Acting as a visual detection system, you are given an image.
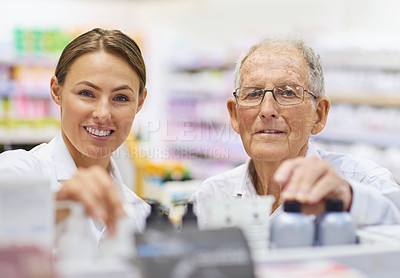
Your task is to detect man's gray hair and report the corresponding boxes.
[233,37,325,97]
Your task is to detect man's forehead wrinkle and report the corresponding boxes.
[239,46,309,87]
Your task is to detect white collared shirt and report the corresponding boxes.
[193,142,400,229]
[0,132,150,242]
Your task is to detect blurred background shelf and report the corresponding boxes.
[0,125,59,145]
[1,0,400,182]
[328,93,400,107]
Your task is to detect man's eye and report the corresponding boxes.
[78,90,93,97]
[114,95,129,102]
[281,90,296,97]
[246,90,263,99]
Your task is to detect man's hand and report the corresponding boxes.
[56,165,125,234]
[274,156,353,214]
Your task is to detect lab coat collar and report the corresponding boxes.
[232,159,257,198]
[50,132,77,182]
[233,141,320,198]
[50,132,124,188]
[108,157,128,195]
[305,141,321,159]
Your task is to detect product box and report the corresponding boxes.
[135,227,255,278]
[0,175,53,247]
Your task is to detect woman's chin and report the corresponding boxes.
[84,147,114,160]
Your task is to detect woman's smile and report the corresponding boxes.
[84,126,114,138]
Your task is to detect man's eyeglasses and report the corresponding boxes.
[233,84,317,107]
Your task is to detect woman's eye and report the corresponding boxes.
[114,95,129,102]
[78,90,93,97]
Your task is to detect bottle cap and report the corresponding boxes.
[283,200,301,212]
[326,199,344,212]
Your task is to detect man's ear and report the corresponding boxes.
[311,97,330,135]
[50,76,62,105]
[227,98,240,134]
[135,88,147,114]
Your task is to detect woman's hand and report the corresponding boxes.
[274,156,353,215]
[56,165,125,234]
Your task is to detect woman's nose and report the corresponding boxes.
[93,99,111,121]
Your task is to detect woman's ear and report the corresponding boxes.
[227,98,240,134]
[135,88,147,114]
[50,76,62,105]
[311,97,330,135]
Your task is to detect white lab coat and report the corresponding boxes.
[0,132,150,242]
[193,142,400,230]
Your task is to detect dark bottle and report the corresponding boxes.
[317,199,356,246]
[145,201,173,232]
[270,200,315,248]
[180,202,198,231]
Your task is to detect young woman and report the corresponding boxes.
[0,28,150,241]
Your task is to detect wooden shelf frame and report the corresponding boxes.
[327,93,400,107]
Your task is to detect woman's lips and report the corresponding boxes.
[84,126,114,137]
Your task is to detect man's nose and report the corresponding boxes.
[259,90,279,117]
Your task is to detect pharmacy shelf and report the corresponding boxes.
[254,225,400,277]
[314,128,400,148]
[0,126,59,145]
[256,243,400,277]
[328,93,400,107]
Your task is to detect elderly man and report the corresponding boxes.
[193,37,400,229]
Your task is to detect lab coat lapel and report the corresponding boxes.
[50,132,78,182]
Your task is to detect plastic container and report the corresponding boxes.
[57,201,97,261]
[99,216,136,259]
[317,199,356,246]
[270,201,315,248]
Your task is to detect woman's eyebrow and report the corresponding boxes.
[76,81,134,93]
[76,81,100,90]
[112,85,134,93]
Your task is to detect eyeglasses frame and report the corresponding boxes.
[232,84,318,107]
